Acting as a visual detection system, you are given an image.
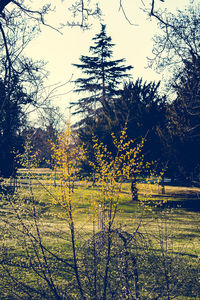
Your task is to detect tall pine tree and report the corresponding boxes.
[71,24,133,117]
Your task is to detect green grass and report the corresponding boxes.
[0,178,199,299]
[3,178,200,251]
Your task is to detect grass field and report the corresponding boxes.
[0,170,199,299]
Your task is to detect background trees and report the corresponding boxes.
[0,77,32,177]
[112,79,168,166]
[150,3,200,183]
[22,107,62,169]
[0,8,47,177]
[76,75,168,177]
[166,54,200,183]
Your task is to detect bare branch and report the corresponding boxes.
[0,22,11,82]
[11,1,62,34]
[118,0,139,26]
[67,0,102,29]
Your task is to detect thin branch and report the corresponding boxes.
[11,1,62,34]
[149,0,173,28]
[119,0,138,26]
[0,22,11,83]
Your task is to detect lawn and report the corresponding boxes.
[0,172,199,299]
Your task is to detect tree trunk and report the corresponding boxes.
[131,177,138,201]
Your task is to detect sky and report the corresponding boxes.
[23,0,192,123]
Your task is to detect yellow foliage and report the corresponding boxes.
[50,122,85,223]
[89,127,151,228]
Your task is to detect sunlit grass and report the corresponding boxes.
[1,170,199,259]
[1,177,199,256]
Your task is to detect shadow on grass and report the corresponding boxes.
[154,199,200,212]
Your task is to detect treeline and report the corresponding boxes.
[29,23,199,185]
[1,6,200,186]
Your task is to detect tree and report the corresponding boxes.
[172,53,200,139]
[76,78,169,193]
[71,24,133,116]
[22,107,62,169]
[22,127,54,169]
[79,79,167,170]
[0,11,47,178]
[150,3,200,183]
[0,79,24,177]
[166,54,200,183]
[150,4,200,82]
[115,80,167,164]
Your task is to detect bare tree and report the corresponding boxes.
[148,3,200,76]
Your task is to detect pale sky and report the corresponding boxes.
[23,0,193,122]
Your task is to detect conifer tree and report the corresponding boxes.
[71,24,133,116]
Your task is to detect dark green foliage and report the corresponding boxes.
[71,24,133,115]
[112,79,167,161]
[0,77,33,177]
[78,78,168,175]
[71,24,133,175]
[167,54,200,183]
